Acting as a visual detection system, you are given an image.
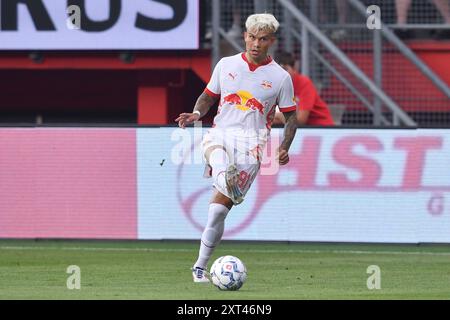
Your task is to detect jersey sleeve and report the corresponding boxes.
[278,74,297,113]
[204,59,222,98]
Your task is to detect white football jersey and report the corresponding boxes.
[204,53,296,142]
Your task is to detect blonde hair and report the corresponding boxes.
[245,13,279,34]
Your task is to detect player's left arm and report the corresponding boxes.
[278,110,297,165]
[277,74,298,165]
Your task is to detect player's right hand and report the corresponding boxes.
[276,149,289,165]
[175,112,200,129]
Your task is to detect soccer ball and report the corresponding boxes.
[210,255,247,291]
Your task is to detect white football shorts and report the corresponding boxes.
[201,128,263,201]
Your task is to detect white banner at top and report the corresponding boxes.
[0,0,199,49]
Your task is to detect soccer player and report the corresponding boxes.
[175,13,298,283]
[273,51,334,126]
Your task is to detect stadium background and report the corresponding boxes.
[0,0,449,243]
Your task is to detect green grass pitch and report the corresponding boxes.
[0,240,449,299]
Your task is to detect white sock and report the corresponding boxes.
[209,148,229,187]
[194,203,230,270]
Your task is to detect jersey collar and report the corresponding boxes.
[241,53,272,72]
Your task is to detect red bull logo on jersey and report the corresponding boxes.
[223,90,264,115]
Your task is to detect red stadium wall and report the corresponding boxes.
[323,41,450,112]
[413,42,450,85]
[0,44,447,123]
[0,51,211,125]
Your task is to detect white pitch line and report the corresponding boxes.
[0,246,450,256]
[0,246,193,253]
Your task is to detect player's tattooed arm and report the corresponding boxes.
[280,111,298,151]
[175,92,218,128]
[278,111,298,165]
[193,92,219,118]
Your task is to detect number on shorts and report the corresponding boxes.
[238,171,249,189]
